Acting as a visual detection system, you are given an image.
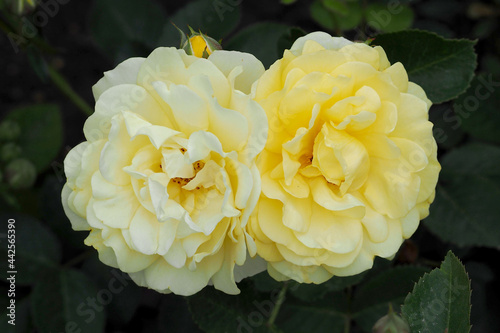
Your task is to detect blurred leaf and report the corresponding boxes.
[429,103,465,149]
[187,281,278,333]
[482,54,500,77]
[290,273,365,302]
[225,22,294,68]
[4,104,62,172]
[275,291,347,333]
[402,251,471,333]
[81,253,141,326]
[311,0,336,31]
[310,0,362,31]
[365,3,414,33]
[472,18,497,39]
[158,296,202,332]
[465,262,496,330]
[141,318,162,333]
[0,213,61,285]
[89,0,166,63]
[281,0,298,4]
[31,268,106,333]
[0,297,32,333]
[353,266,429,311]
[413,20,455,38]
[372,30,477,104]
[417,0,462,21]
[354,256,393,284]
[323,0,349,15]
[456,74,500,144]
[351,266,429,332]
[251,271,284,293]
[82,252,141,325]
[277,26,306,57]
[157,0,241,48]
[424,144,500,247]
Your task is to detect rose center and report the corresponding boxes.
[170,160,205,188]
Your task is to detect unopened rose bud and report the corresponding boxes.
[178,26,222,58]
[4,158,36,190]
[0,120,21,142]
[0,143,22,162]
[372,305,410,333]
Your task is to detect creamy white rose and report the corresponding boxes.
[62,47,268,296]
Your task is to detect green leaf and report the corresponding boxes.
[4,104,62,172]
[157,0,241,48]
[290,273,365,302]
[31,268,106,333]
[275,292,347,333]
[252,271,284,293]
[323,0,349,15]
[365,4,414,33]
[418,0,461,21]
[89,0,166,63]
[352,266,429,312]
[0,297,32,333]
[351,266,429,332]
[482,54,500,77]
[225,22,295,68]
[465,262,495,330]
[0,213,61,285]
[424,144,500,247]
[456,74,500,144]
[371,30,477,104]
[281,0,297,4]
[277,27,306,58]
[472,18,497,39]
[402,251,471,333]
[158,296,202,333]
[187,281,277,333]
[81,253,141,326]
[310,0,362,31]
[429,103,465,149]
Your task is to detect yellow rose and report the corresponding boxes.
[62,47,268,295]
[248,32,440,283]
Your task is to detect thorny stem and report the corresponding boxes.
[267,281,289,327]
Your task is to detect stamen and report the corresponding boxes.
[170,160,205,187]
[299,154,314,166]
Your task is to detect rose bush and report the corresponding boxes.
[62,47,268,295]
[247,32,440,283]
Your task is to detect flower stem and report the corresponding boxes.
[344,286,352,333]
[48,65,93,116]
[267,281,289,327]
[344,316,351,333]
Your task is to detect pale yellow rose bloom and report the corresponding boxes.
[248,32,440,283]
[62,47,268,295]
